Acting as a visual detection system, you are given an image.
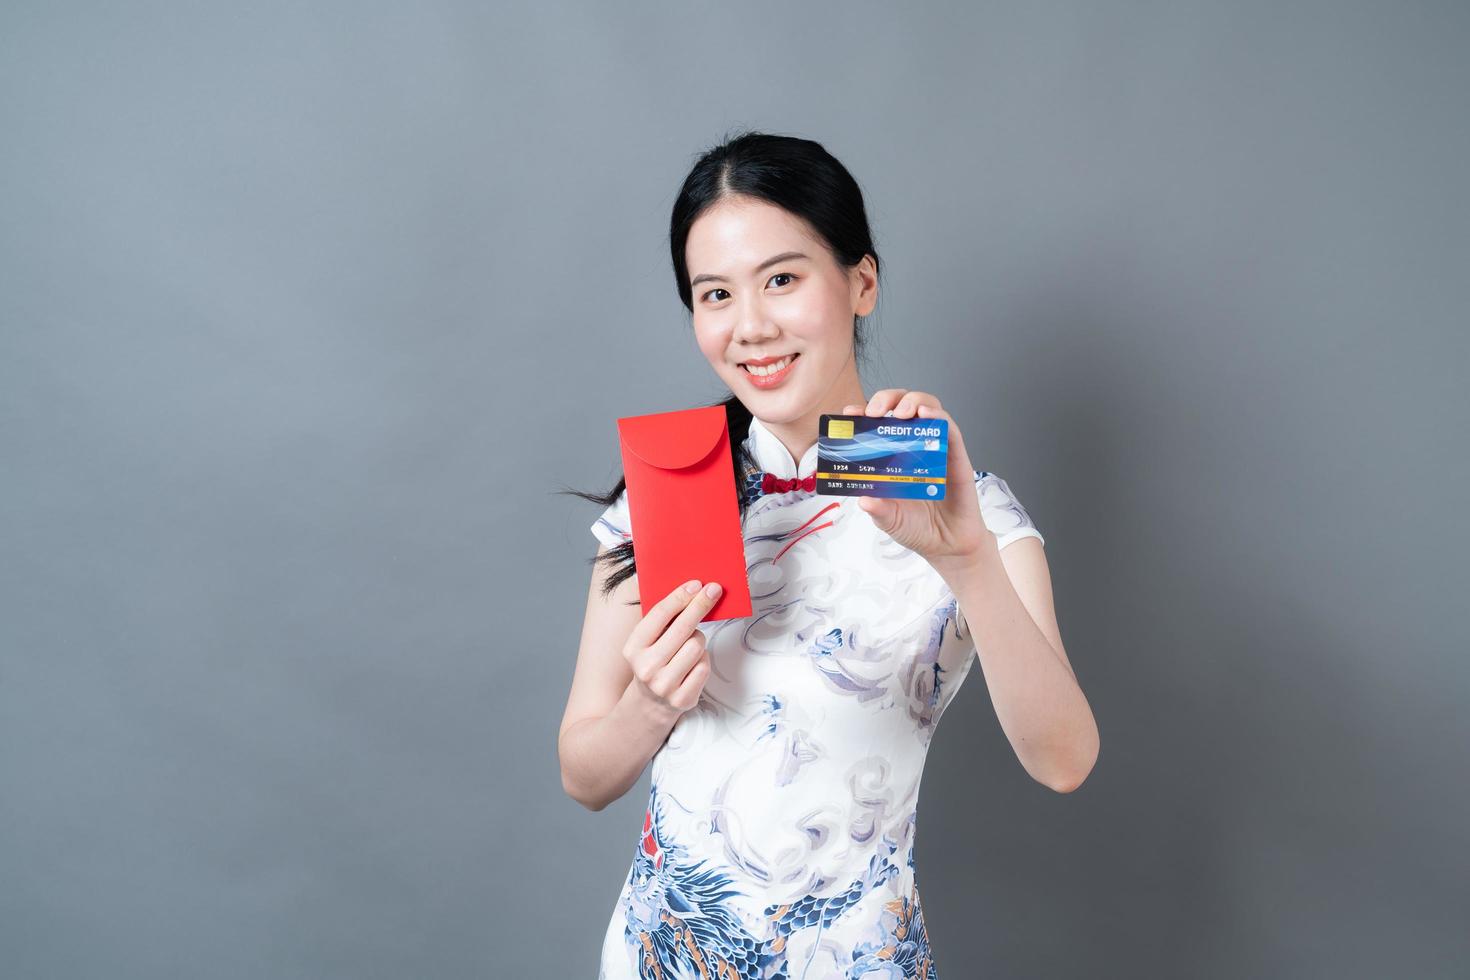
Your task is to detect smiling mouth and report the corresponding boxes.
[740,353,799,376]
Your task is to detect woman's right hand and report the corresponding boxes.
[622,579,723,723]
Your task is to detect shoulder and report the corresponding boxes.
[589,487,632,550]
[972,469,1045,550]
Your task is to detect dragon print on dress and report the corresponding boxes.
[594,415,1045,978]
[622,787,771,980]
[619,786,933,980]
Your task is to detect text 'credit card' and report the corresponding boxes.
[816,414,948,500]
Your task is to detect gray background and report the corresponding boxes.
[2,1,1466,977]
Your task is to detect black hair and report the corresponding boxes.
[560,130,881,600]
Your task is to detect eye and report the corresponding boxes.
[768,272,796,288]
[701,287,730,303]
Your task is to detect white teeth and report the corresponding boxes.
[743,355,795,377]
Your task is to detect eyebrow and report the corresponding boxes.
[689,251,810,289]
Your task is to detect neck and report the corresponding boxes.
[761,364,867,468]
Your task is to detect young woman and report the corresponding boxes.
[561,132,1098,979]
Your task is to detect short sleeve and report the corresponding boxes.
[589,488,632,550]
[975,470,1044,550]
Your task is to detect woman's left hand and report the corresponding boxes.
[841,389,993,572]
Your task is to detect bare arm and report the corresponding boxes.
[936,537,1099,793]
[558,548,723,811]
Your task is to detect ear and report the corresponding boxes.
[851,254,878,317]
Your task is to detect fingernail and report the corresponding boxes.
[704,582,722,598]
[685,580,701,594]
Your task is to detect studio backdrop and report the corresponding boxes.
[1,2,1466,978]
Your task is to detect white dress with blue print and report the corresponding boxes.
[590,414,1043,979]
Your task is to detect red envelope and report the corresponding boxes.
[616,405,753,623]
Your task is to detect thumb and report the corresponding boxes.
[858,495,896,529]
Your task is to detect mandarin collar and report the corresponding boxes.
[745,414,820,480]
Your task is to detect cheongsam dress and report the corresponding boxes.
[589,414,1044,980]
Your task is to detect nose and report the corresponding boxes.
[732,293,779,345]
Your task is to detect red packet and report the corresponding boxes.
[616,405,753,622]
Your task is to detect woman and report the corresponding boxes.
[561,131,1098,979]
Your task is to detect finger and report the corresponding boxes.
[650,581,724,662]
[669,651,712,711]
[865,389,906,416]
[627,579,702,653]
[891,391,937,419]
[917,404,972,480]
[858,494,896,530]
[915,402,959,439]
[841,403,863,416]
[916,403,956,434]
[655,634,708,695]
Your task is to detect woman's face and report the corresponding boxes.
[685,195,876,423]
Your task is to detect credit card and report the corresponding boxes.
[815,413,948,500]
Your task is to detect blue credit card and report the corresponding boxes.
[815,414,949,500]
